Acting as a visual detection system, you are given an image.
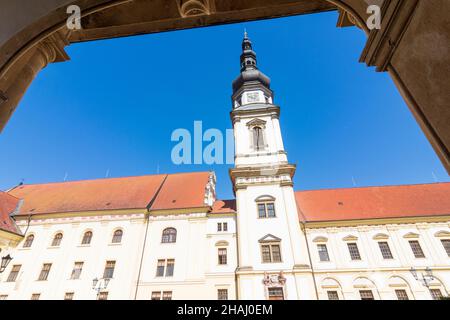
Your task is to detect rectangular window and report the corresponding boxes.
[317,244,330,262]
[347,243,361,260]
[258,204,266,218]
[151,292,161,300]
[0,295,8,300]
[327,291,339,300]
[359,290,374,300]
[266,203,276,218]
[430,289,443,300]
[441,239,450,257]
[261,244,282,263]
[217,223,222,232]
[261,245,271,263]
[162,291,173,300]
[223,222,228,232]
[98,292,108,300]
[31,294,41,300]
[6,265,21,282]
[409,240,425,258]
[218,248,227,265]
[70,262,84,280]
[258,203,276,218]
[64,292,74,300]
[271,245,282,262]
[103,261,116,279]
[395,289,409,300]
[268,287,284,300]
[38,263,52,281]
[378,242,394,259]
[218,289,228,300]
[156,260,165,277]
[166,259,175,277]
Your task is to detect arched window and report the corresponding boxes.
[81,231,93,245]
[112,229,123,244]
[23,234,34,248]
[252,126,264,151]
[51,233,63,247]
[162,228,177,243]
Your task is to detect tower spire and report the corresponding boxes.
[240,31,257,71]
[232,33,272,105]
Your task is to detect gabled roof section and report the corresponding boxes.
[150,172,212,211]
[295,182,450,222]
[0,191,22,235]
[7,172,212,216]
[210,200,236,214]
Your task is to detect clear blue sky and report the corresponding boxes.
[1,11,448,200]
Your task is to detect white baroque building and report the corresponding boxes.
[0,34,449,300]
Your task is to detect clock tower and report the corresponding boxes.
[230,32,315,300]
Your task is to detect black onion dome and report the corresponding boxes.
[232,31,271,95]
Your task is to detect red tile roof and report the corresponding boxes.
[151,172,212,211]
[295,183,450,222]
[0,191,21,235]
[211,200,237,214]
[8,172,211,216]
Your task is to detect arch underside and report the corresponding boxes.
[1,0,449,175]
[0,0,366,131]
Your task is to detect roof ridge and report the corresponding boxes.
[8,171,213,188]
[295,181,450,193]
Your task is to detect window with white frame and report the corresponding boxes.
[23,234,34,248]
[81,231,93,245]
[395,289,409,300]
[151,291,161,300]
[103,261,116,279]
[38,263,52,281]
[441,239,450,257]
[161,228,177,243]
[347,243,361,260]
[6,265,21,282]
[327,291,339,300]
[267,287,284,300]
[31,293,41,300]
[261,244,282,263]
[51,233,63,247]
[218,289,228,300]
[218,248,227,265]
[64,292,74,300]
[430,289,443,300]
[156,259,175,277]
[70,262,83,280]
[257,203,276,218]
[162,291,173,300]
[378,241,394,259]
[217,222,228,232]
[317,244,330,262]
[409,240,425,258]
[359,290,374,300]
[112,229,123,243]
[97,292,108,300]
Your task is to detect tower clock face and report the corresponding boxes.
[247,92,260,103]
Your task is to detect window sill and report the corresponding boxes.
[47,246,60,249]
[18,247,32,251]
[108,243,122,246]
[77,244,91,248]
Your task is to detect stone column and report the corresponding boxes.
[0,30,70,133]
